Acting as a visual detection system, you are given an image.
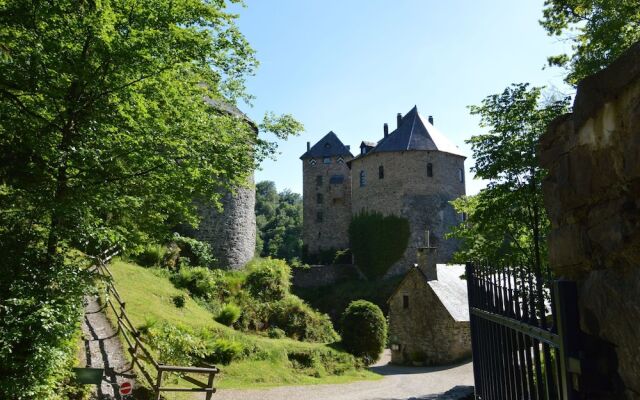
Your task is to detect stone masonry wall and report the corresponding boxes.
[350,151,466,276]
[388,269,471,365]
[302,155,353,254]
[189,175,256,270]
[291,264,363,288]
[539,42,640,399]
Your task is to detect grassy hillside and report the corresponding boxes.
[105,259,380,393]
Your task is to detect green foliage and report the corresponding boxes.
[204,339,244,366]
[302,246,352,265]
[255,181,303,262]
[134,244,166,268]
[172,294,186,308]
[349,212,410,279]
[244,258,291,302]
[215,303,242,326]
[145,322,207,366]
[172,233,216,269]
[449,84,570,269]
[268,327,287,339]
[268,296,339,343]
[540,0,640,84]
[171,267,218,299]
[340,300,387,366]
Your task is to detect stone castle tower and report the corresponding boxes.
[300,132,354,255]
[301,106,466,276]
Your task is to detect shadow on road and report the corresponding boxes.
[368,359,472,376]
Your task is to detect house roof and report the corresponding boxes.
[354,106,465,159]
[427,265,469,322]
[300,131,354,159]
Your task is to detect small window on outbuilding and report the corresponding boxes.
[316,211,323,222]
[403,295,409,309]
[459,168,464,183]
[359,170,366,187]
[427,163,433,177]
[316,193,323,204]
[378,165,384,179]
[316,175,323,186]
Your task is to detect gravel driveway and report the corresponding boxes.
[213,350,474,400]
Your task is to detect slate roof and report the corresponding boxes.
[359,106,465,158]
[300,131,354,159]
[427,264,469,322]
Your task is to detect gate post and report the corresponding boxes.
[554,280,581,400]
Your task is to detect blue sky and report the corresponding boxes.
[232,0,573,195]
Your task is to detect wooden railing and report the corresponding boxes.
[92,248,219,400]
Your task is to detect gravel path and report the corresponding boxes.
[213,350,474,400]
[79,295,136,399]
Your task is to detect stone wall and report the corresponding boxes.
[539,41,640,399]
[350,151,466,276]
[188,175,256,270]
[388,268,471,365]
[291,264,363,288]
[302,155,353,254]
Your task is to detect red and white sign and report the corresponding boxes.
[119,381,133,396]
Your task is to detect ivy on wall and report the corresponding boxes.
[348,211,410,279]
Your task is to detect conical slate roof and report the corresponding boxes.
[371,106,465,157]
[300,131,354,159]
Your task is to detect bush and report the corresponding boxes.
[171,267,217,299]
[145,323,207,365]
[340,300,387,365]
[172,294,186,308]
[267,327,286,339]
[135,244,166,267]
[172,233,215,268]
[269,296,339,343]
[204,339,243,365]
[244,258,291,302]
[349,211,410,279]
[215,303,241,326]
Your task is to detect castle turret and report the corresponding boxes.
[300,131,354,258]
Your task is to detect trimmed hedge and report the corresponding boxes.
[348,211,410,279]
[340,300,387,365]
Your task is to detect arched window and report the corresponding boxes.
[378,165,384,179]
[359,170,366,187]
[459,168,464,183]
[427,163,433,177]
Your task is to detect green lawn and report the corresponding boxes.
[104,259,380,395]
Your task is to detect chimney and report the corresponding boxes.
[416,229,437,280]
[397,113,402,128]
[383,123,389,137]
[306,141,310,151]
[428,115,434,125]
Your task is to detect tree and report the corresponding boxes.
[540,0,640,84]
[340,300,387,366]
[449,84,570,272]
[0,1,300,396]
[254,182,303,262]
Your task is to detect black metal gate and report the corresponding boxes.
[466,263,581,400]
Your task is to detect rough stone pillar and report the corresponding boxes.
[538,41,640,399]
[417,247,437,281]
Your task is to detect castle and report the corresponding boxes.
[300,106,466,276]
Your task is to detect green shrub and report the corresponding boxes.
[172,294,186,308]
[244,258,291,302]
[340,300,387,365]
[145,323,207,365]
[135,244,166,267]
[204,339,244,365]
[172,233,215,268]
[349,211,410,279]
[267,327,286,339]
[269,295,339,343]
[215,303,241,326]
[137,316,159,335]
[287,350,317,369]
[171,266,217,299]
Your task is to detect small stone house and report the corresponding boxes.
[388,249,471,365]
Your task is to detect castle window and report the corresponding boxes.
[359,170,366,187]
[403,295,409,309]
[378,165,384,179]
[308,159,316,166]
[330,175,344,184]
[427,163,433,177]
[316,193,323,204]
[323,157,331,164]
[337,156,344,164]
[316,175,323,186]
[316,211,323,222]
[459,168,464,183]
